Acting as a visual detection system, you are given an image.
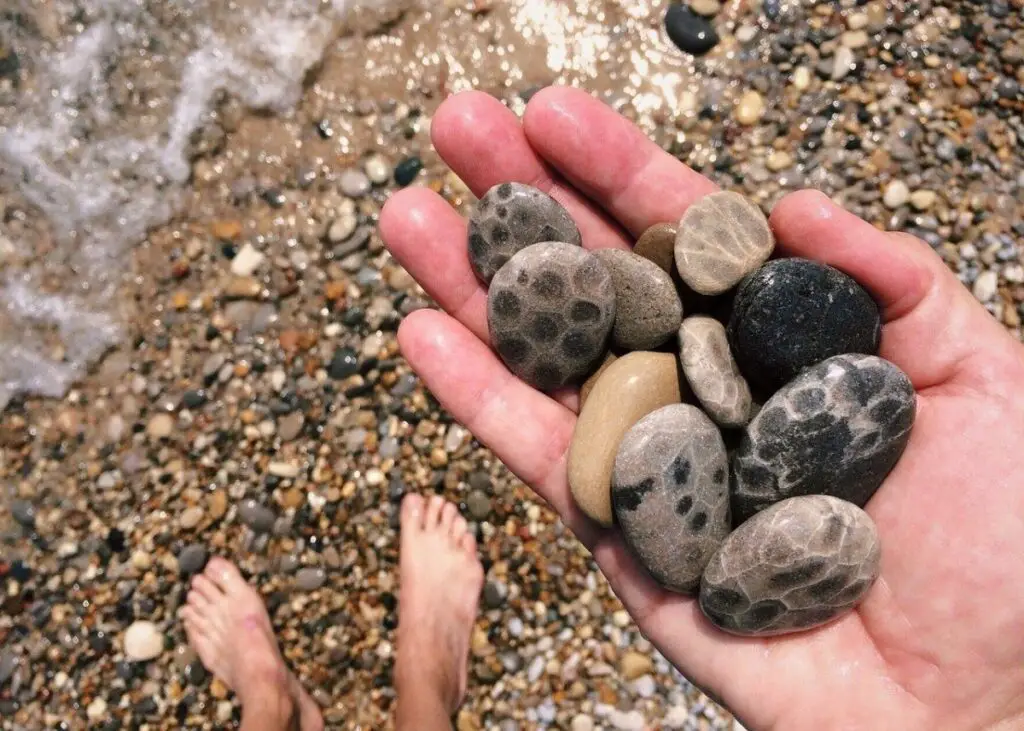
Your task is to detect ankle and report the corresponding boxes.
[237,667,294,715]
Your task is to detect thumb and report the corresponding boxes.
[769,189,1017,391]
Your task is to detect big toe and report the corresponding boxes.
[205,557,251,599]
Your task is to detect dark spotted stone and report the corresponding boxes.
[728,258,882,392]
[612,404,730,594]
[699,495,880,636]
[488,242,614,391]
[731,354,915,524]
[468,182,582,283]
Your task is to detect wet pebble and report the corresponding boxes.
[468,182,582,284]
[466,489,492,522]
[487,242,615,391]
[11,500,35,529]
[612,405,730,594]
[394,157,423,186]
[482,580,507,609]
[728,259,881,391]
[675,192,774,295]
[594,249,682,350]
[177,545,207,576]
[665,5,719,56]
[179,506,204,530]
[328,347,359,379]
[732,354,915,523]
[365,154,391,185]
[295,567,327,591]
[278,412,304,442]
[339,169,371,198]
[883,180,910,209]
[700,496,881,636]
[0,652,18,685]
[237,500,277,534]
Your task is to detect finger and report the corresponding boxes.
[523,87,718,236]
[380,187,489,341]
[770,189,1013,390]
[397,308,601,545]
[431,90,632,251]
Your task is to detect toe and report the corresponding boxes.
[460,532,477,557]
[205,557,248,597]
[401,494,424,532]
[187,586,213,613]
[425,495,445,530]
[439,501,458,535]
[190,574,221,604]
[181,606,212,637]
[451,514,468,542]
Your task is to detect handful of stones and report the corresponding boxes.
[469,182,915,638]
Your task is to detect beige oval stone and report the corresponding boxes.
[579,352,618,409]
[633,223,677,274]
[674,192,774,295]
[679,316,752,427]
[568,352,684,525]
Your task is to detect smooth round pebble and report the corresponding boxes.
[594,249,683,350]
[634,223,678,275]
[124,621,164,661]
[700,495,881,636]
[487,242,615,391]
[728,258,882,391]
[665,4,719,56]
[679,316,752,427]
[732,354,915,523]
[295,567,327,591]
[675,192,774,296]
[339,169,371,198]
[468,182,582,283]
[569,352,685,526]
[177,544,208,576]
[237,499,277,534]
[612,404,730,594]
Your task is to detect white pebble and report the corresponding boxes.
[973,271,998,302]
[230,243,266,277]
[832,47,856,80]
[571,714,595,731]
[365,154,391,185]
[632,674,657,698]
[527,655,545,683]
[841,29,870,48]
[328,214,357,243]
[217,701,233,723]
[1004,265,1024,283]
[883,180,910,209]
[124,621,164,661]
[766,150,794,172]
[87,698,107,721]
[268,462,300,478]
[365,468,385,486]
[792,66,811,91]
[662,705,690,729]
[609,710,645,731]
[735,24,757,43]
[734,90,765,125]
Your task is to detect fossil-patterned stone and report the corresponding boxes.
[728,258,881,391]
[569,352,685,526]
[579,351,618,408]
[634,223,677,274]
[468,182,582,283]
[731,354,915,524]
[595,249,683,350]
[612,404,730,594]
[679,316,752,428]
[488,242,615,391]
[700,495,880,636]
[674,192,774,295]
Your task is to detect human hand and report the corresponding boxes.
[380,87,1024,731]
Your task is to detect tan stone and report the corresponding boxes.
[633,223,677,274]
[675,192,774,295]
[618,650,653,680]
[679,316,752,427]
[579,352,618,409]
[568,352,684,525]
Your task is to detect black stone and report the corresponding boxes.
[0,50,19,80]
[665,5,719,56]
[177,545,208,576]
[328,347,359,379]
[394,157,423,187]
[261,188,286,208]
[105,528,126,553]
[728,259,881,392]
[181,390,207,409]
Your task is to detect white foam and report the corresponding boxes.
[0,0,367,408]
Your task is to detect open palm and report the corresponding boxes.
[380,88,1024,731]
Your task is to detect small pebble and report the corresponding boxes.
[766,150,793,172]
[633,223,677,274]
[146,413,175,439]
[295,567,327,591]
[229,243,265,277]
[340,169,371,197]
[365,154,391,185]
[883,180,910,209]
[734,90,765,125]
[124,621,164,662]
[594,249,683,350]
[11,500,35,529]
[328,347,359,379]
[179,506,204,530]
[394,157,423,186]
[688,0,721,16]
[466,490,492,521]
[177,545,207,576]
[910,190,937,211]
[832,47,856,80]
[679,316,752,427]
[664,5,719,56]
[327,214,358,243]
[237,500,277,534]
[973,271,998,302]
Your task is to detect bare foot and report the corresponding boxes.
[396,494,484,715]
[180,557,324,731]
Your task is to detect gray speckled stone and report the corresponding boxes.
[468,182,582,283]
[595,249,683,350]
[700,495,880,636]
[612,404,730,594]
[675,192,774,295]
[488,242,615,391]
[11,500,35,529]
[732,354,915,524]
[295,567,327,591]
[679,316,752,428]
[728,258,882,391]
[177,545,208,576]
[237,500,277,534]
